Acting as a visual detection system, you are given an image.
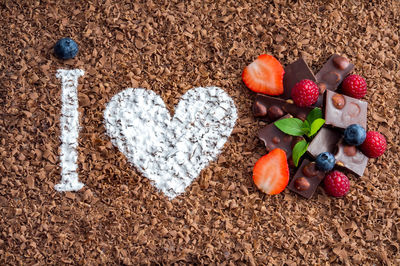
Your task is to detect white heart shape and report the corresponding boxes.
[104,87,237,199]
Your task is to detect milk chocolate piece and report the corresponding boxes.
[288,159,325,199]
[258,115,303,159]
[283,58,316,99]
[325,90,368,129]
[335,139,368,176]
[315,54,354,106]
[253,94,314,122]
[307,127,342,158]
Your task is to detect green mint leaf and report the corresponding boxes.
[306,108,323,125]
[292,139,309,167]
[309,118,325,137]
[301,120,310,136]
[274,118,306,136]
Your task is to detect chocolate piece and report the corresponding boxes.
[283,58,316,99]
[307,127,342,158]
[316,54,354,91]
[325,90,368,129]
[258,115,295,159]
[288,159,325,199]
[335,139,368,176]
[253,94,314,122]
[315,54,354,106]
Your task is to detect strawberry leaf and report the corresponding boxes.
[292,139,309,167]
[306,107,323,125]
[309,118,325,137]
[274,118,307,136]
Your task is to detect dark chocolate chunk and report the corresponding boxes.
[307,127,342,158]
[282,58,316,100]
[315,54,354,106]
[316,54,354,91]
[334,139,368,177]
[288,159,325,199]
[253,94,314,122]
[325,90,368,129]
[258,115,294,158]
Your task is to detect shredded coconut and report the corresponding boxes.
[54,69,85,192]
[104,87,237,199]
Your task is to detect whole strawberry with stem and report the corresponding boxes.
[324,170,350,197]
[291,79,319,107]
[360,131,387,158]
[341,74,367,99]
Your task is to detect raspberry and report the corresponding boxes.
[341,74,367,99]
[360,131,387,158]
[324,171,350,197]
[291,79,319,107]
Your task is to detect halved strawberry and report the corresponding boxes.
[242,54,284,95]
[253,148,289,195]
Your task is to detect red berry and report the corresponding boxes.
[324,170,350,197]
[341,74,367,99]
[253,148,289,195]
[242,54,285,96]
[291,79,319,107]
[360,131,387,158]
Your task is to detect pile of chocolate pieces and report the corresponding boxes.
[253,55,369,199]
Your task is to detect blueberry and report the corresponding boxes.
[315,152,335,172]
[54,38,79,59]
[343,124,366,146]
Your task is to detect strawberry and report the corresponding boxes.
[253,148,289,195]
[242,54,284,95]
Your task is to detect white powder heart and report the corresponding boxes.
[104,87,237,199]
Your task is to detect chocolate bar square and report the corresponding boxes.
[258,115,301,159]
[287,159,325,199]
[315,54,354,107]
[324,90,368,129]
[334,139,368,177]
[316,54,354,92]
[253,94,314,122]
[283,58,316,100]
[307,127,342,158]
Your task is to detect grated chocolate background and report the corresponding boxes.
[0,0,399,264]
